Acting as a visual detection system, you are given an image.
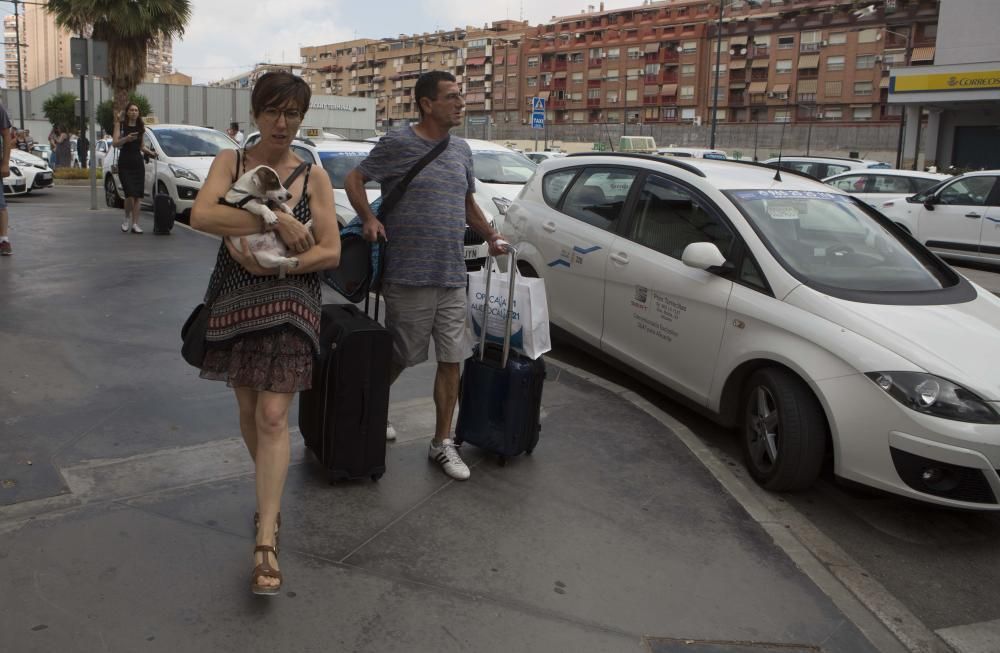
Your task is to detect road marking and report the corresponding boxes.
[937,619,1000,653]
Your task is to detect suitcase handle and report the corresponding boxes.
[478,244,518,368]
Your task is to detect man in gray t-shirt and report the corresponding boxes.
[347,71,505,481]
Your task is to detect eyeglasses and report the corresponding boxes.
[261,107,304,122]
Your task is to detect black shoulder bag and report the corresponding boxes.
[324,135,450,303]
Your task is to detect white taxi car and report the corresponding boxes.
[878,170,1000,268]
[10,149,54,191]
[504,153,1000,508]
[823,169,950,209]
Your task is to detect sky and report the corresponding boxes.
[1,1,633,84]
[172,0,621,84]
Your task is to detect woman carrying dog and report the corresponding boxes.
[112,103,157,233]
[190,71,340,596]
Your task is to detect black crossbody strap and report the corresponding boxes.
[283,162,309,188]
[376,135,450,220]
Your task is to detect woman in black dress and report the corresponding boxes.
[112,103,157,233]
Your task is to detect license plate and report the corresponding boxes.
[464,246,481,260]
[39,172,52,180]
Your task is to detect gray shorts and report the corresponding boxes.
[382,282,471,368]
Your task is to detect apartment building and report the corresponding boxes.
[3,14,26,90]
[301,21,527,128]
[211,63,303,89]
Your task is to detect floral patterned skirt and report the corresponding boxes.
[200,327,314,394]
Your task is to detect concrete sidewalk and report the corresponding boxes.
[1,194,905,652]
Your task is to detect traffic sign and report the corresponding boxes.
[531,113,545,129]
[532,96,546,111]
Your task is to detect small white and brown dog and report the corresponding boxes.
[222,165,310,275]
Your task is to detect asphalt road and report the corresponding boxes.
[12,185,1000,650]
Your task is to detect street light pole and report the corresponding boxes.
[710,0,724,149]
[12,0,25,129]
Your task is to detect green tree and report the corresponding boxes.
[42,91,79,131]
[47,0,192,118]
[97,93,151,135]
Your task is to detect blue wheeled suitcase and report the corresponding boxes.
[455,248,545,465]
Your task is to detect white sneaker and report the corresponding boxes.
[386,421,397,441]
[131,223,143,234]
[428,438,470,481]
[121,219,129,233]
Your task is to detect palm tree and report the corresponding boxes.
[47,0,192,119]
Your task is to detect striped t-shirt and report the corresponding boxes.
[358,126,475,288]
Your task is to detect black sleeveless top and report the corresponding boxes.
[118,122,143,164]
[204,152,322,354]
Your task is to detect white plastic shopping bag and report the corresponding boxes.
[467,263,551,360]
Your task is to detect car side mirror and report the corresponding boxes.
[681,242,729,271]
[923,196,937,210]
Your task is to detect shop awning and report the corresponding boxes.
[536,91,550,99]
[644,43,660,53]
[771,83,790,94]
[661,83,678,95]
[729,82,747,90]
[797,54,820,68]
[747,81,768,93]
[465,57,487,66]
[797,79,818,94]
[751,59,769,68]
[911,47,935,62]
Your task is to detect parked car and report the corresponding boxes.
[823,169,950,208]
[10,149,53,191]
[103,124,237,220]
[657,147,728,160]
[763,155,891,179]
[504,153,1000,509]
[95,138,112,168]
[30,143,52,165]
[878,170,999,267]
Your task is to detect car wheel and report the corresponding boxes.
[741,368,826,491]
[104,176,123,208]
[517,261,539,278]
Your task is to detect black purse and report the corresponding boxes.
[181,256,231,368]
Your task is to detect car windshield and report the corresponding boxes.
[472,150,537,184]
[319,152,377,189]
[153,129,235,157]
[729,189,951,292]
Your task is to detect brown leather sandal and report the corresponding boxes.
[253,512,281,553]
[250,545,282,596]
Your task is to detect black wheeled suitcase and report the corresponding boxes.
[152,156,175,234]
[455,249,545,464]
[299,301,391,481]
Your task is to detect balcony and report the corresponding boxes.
[729,93,746,106]
[661,72,678,83]
[551,99,567,109]
[587,98,600,107]
[554,60,568,71]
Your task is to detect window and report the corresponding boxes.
[559,167,638,230]
[712,63,727,74]
[938,177,997,206]
[854,81,873,96]
[629,175,733,260]
[542,170,576,206]
[828,32,847,45]
[681,107,696,120]
[528,56,539,68]
[590,47,604,59]
[824,106,843,120]
[714,108,727,121]
[828,174,869,193]
[572,111,586,122]
[588,88,600,99]
[778,35,795,50]
[662,106,676,120]
[646,63,661,74]
[826,55,845,71]
[858,28,879,43]
[776,60,792,73]
[853,106,873,121]
[825,80,842,97]
[628,47,642,59]
[679,85,695,99]
[681,40,697,53]
[606,91,619,102]
[606,69,619,80]
[870,175,915,194]
[681,64,696,76]
[626,89,638,101]
[774,109,791,123]
[527,76,537,87]
[572,72,584,82]
[856,55,876,69]
[607,48,620,60]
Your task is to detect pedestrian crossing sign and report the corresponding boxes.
[532,97,546,111]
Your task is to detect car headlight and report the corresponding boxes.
[492,197,512,215]
[169,164,200,182]
[866,372,1000,424]
[10,166,21,177]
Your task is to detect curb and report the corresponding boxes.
[551,359,952,653]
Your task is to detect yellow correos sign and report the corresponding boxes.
[892,71,1000,93]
